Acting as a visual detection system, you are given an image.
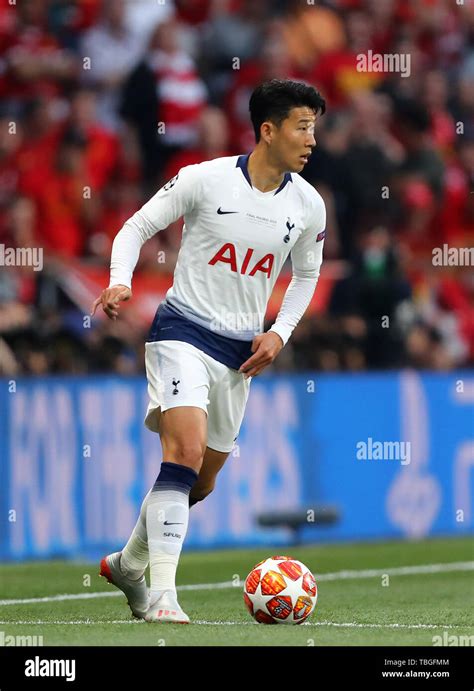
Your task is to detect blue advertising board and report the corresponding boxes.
[0,371,472,560]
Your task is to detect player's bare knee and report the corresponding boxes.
[170,442,205,470]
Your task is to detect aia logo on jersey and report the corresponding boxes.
[163,174,179,191]
[209,243,274,278]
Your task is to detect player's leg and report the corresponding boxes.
[101,406,206,622]
[142,340,211,622]
[188,353,251,506]
[99,491,152,619]
[120,445,226,581]
[145,366,248,624]
[189,446,230,507]
[101,340,210,622]
[119,489,150,578]
[145,405,206,618]
[204,360,251,474]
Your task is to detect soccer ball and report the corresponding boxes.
[243,555,318,624]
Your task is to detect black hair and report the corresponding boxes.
[249,79,326,142]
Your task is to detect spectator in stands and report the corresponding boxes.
[0,0,471,373]
[20,130,93,257]
[164,105,230,179]
[225,25,297,153]
[200,0,268,102]
[0,115,23,240]
[64,87,119,192]
[422,70,456,151]
[0,0,77,112]
[329,225,411,368]
[80,0,142,129]
[146,17,207,160]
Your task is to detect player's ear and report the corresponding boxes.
[260,121,273,145]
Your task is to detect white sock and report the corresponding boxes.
[120,490,150,579]
[146,488,190,602]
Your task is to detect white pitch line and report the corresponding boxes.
[316,561,474,581]
[172,621,473,630]
[304,622,472,630]
[0,620,470,630]
[0,561,472,607]
[0,592,124,606]
[0,619,143,625]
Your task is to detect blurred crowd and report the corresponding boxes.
[0,0,473,375]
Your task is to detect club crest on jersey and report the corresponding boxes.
[284,217,295,243]
[163,174,179,191]
[208,243,274,278]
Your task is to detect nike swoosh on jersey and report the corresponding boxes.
[217,207,239,214]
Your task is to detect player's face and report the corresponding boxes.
[271,107,317,173]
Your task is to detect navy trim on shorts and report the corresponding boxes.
[147,301,254,371]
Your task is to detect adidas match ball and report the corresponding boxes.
[243,556,317,624]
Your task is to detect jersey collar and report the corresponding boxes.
[236,153,292,195]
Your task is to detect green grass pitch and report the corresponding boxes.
[0,537,473,646]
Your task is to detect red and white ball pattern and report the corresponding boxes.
[243,556,318,624]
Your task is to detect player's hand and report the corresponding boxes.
[239,332,284,379]
[90,284,132,320]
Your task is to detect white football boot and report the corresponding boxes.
[99,551,149,619]
[145,590,190,624]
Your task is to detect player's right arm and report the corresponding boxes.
[90,165,203,319]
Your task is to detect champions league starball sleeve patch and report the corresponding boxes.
[316,229,326,242]
[163,173,179,191]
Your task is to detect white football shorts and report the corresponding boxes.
[144,340,252,453]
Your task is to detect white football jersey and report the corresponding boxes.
[109,154,326,345]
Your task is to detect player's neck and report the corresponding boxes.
[247,148,286,193]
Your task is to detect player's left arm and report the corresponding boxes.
[239,194,326,378]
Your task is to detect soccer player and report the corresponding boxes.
[91,79,326,623]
